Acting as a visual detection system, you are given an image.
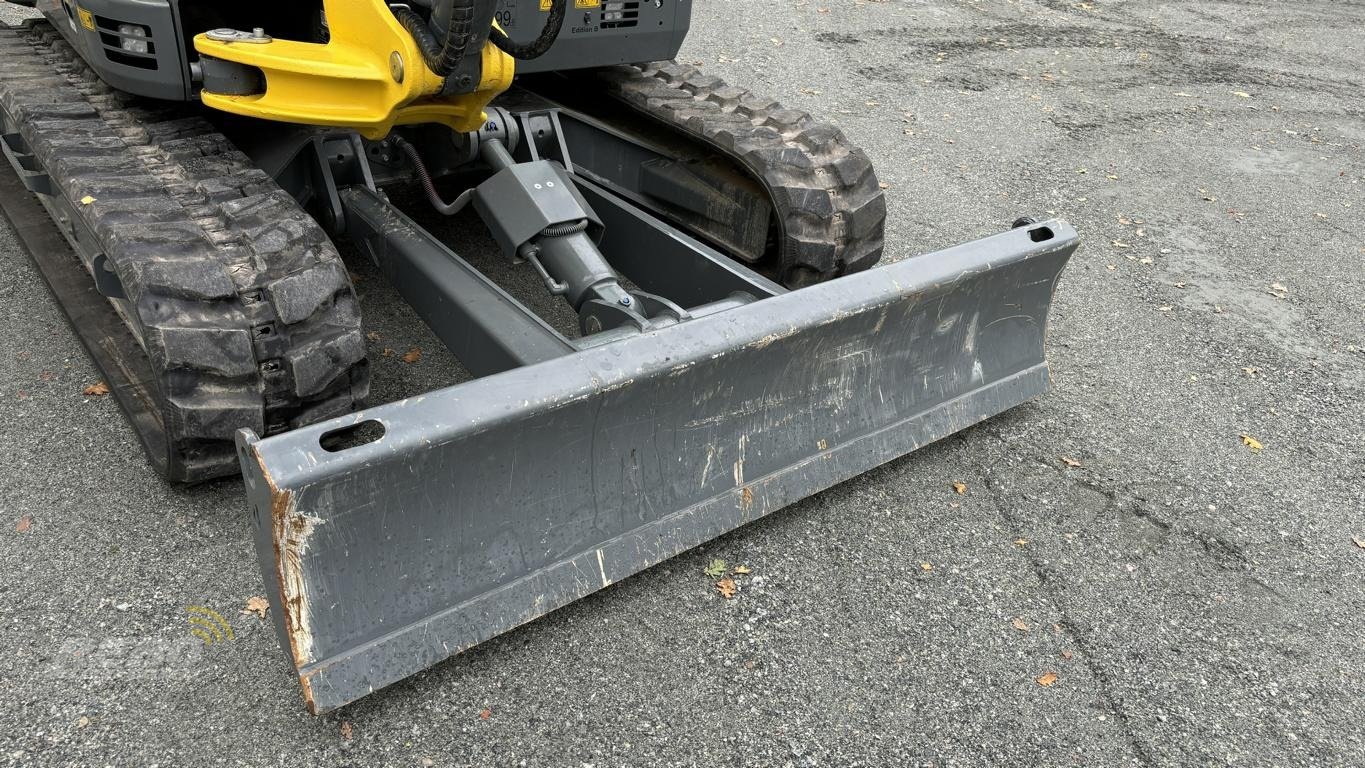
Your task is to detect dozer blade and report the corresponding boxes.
[239,221,1076,713]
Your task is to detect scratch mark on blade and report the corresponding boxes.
[596,548,610,587]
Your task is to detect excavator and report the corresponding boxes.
[0,0,1077,712]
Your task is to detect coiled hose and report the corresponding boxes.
[393,136,474,216]
[540,219,589,238]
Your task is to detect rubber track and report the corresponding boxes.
[0,20,367,482]
[597,61,887,285]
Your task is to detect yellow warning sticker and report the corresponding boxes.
[76,7,96,31]
[574,0,601,7]
[539,0,552,9]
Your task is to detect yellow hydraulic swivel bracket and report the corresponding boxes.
[193,0,514,140]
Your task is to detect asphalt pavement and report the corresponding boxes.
[2,1,1363,766]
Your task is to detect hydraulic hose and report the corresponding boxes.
[393,136,474,216]
[489,0,566,60]
[390,0,498,76]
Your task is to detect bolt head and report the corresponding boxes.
[389,52,405,84]
[619,296,633,306]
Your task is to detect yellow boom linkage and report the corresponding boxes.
[193,0,514,140]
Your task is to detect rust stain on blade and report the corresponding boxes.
[254,448,319,713]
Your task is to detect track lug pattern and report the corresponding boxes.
[0,20,368,481]
[599,62,887,285]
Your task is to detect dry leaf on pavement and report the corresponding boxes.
[734,565,752,574]
[401,347,422,364]
[242,596,269,619]
[15,514,33,533]
[1013,538,1028,547]
[952,481,967,495]
[1240,434,1263,452]
[715,577,737,599]
[83,381,110,396]
[1011,618,1030,632]
[1036,671,1059,687]
[1061,650,1074,660]
[703,558,727,578]
[1061,456,1083,467]
[920,562,933,572]
[339,721,354,740]
[479,708,492,721]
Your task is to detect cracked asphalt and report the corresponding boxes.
[2,1,1363,766]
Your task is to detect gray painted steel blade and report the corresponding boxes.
[237,220,1077,713]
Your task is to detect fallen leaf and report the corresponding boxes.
[920,562,933,572]
[799,87,821,95]
[479,708,492,721]
[76,716,90,728]
[1061,456,1083,468]
[79,195,96,205]
[1111,240,1130,249]
[770,37,783,46]
[734,565,752,574]
[1014,538,1029,547]
[83,381,110,397]
[817,6,830,12]
[1011,618,1030,632]
[401,347,422,364]
[715,577,738,599]
[16,514,32,533]
[381,347,395,357]
[241,596,269,619]
[703,558,727,578]
[1158,306,1173,312]
[1232,90,1251,98]
[1243,367,1259,376]
[952,481,967,495]
[365,331,382,342]
[339,721,354,740]
[1269,282,1288,296]
[878,182,890,190]
[1052,623,1062,634]
[1036,671,1059,687]
[1060,650,1074,660]
[1240,433,1263,452]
